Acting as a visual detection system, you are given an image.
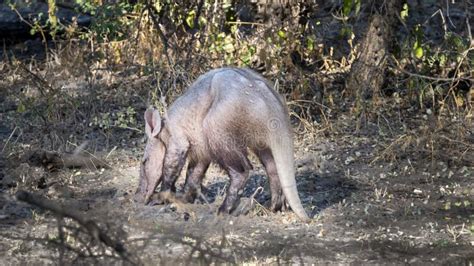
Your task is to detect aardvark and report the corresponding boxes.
[134,67,309,222]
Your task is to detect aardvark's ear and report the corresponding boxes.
[144,108,162,138]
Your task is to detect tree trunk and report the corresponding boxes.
[346,0,403,129]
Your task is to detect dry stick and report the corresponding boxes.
[197,190,211,207]
[445,0,456,29]
[249,187,269,215]
[287,99,332,110]
[391,61,474,82]
[370,133,408,165]
[16,60,66,128]
[436,45,474,109]
[425,9,447,38]
[10,6,49,55]
[145,0,172,67]
[1,126,17,153]
[184,0,205,65]
[465,0,473,43]
[17,62,53,97]
[145,0,178,97]
[132,7,147,60]
[15,190,137,265]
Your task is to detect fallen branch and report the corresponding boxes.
[15,190,137,265]
[28,149,109,170]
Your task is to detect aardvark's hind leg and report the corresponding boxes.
[183,158,210,203]
[257,148,286,212]
[217,152,252,215]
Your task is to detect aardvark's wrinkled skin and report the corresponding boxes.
[135,67,309,222]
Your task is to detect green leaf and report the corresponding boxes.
[414,46,423,59]
[241,53,251,65]
[48,0,58,30]
[240,45,256,65]
[400,3,409,21]
[198,16,207,27]
[439,54,447,66]
[343,0,352,17]
[450,35,466,51]
[277,30,286,39]
[307,38,314,51]
[340,26,352,38]
[354,0,361,15]
[412,26,424,59]
[17,102,26,113]
[185,10,196,29]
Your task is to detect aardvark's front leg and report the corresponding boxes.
[156,137,189,203]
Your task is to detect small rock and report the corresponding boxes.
[345,156,355,165]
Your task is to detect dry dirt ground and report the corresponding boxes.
[0,53,473,264]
